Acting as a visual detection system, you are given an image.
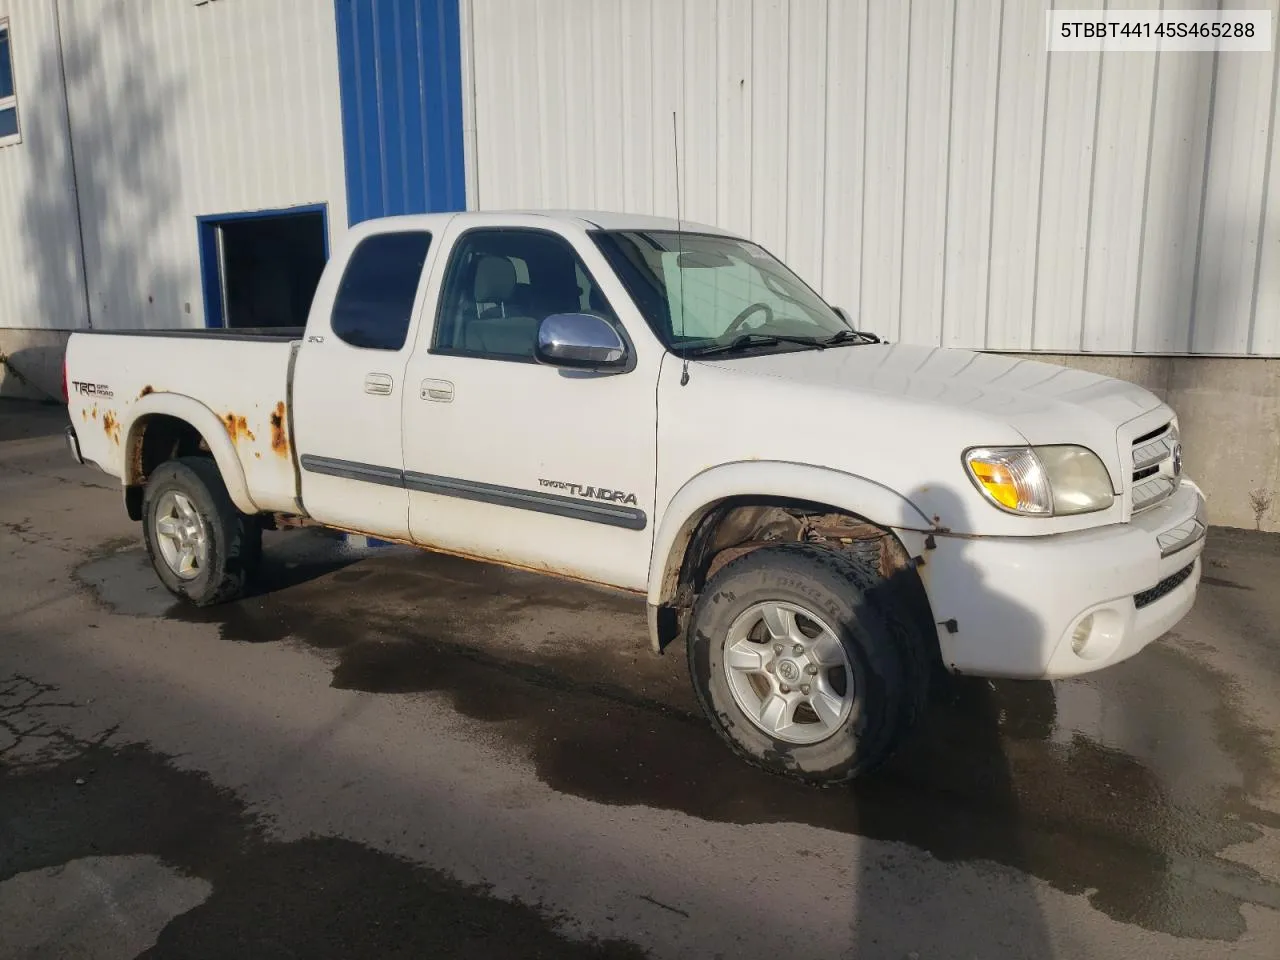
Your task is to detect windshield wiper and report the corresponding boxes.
[681,333,828,358]
[820,328,880,346]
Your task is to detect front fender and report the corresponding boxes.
[647,460,934,608]
[123,393,258,515]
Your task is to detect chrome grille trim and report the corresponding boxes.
[1129,419,1177,514]
[1133,433,1176,471]
[1157,517,1206,558]
[1133,476,1175,511]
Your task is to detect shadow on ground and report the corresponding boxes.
[0,400,68,443]
[0,675,644,959]
[72,522,1280,946]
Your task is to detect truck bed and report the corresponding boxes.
[64,329,302,515]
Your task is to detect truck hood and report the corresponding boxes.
[701,342,1162,435]
[700,343,1167,487]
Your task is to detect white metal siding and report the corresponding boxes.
[0,0,87,331]
[0,0,347,331]
[467,0,1280,357]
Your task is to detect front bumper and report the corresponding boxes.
[922,480,1206,680]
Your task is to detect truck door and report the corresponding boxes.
[291,225,438,539]
[401,217,659,591]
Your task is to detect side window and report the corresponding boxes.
[0,21,20,144]
[434,229,618,361]
[330,231,431,350]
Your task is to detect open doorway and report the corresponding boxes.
[198,205,328,329]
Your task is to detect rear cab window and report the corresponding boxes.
[330,231,432,350]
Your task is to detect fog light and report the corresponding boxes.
[1071,614,1095,655]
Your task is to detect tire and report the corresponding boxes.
[141,456,258,606]
[687,542,932,784]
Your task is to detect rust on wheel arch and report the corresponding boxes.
[222,412,255,445]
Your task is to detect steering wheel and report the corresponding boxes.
[723,302,775,336]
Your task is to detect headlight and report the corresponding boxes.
[964,446,1115,516]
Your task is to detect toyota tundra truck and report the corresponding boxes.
[63,210,1207,783]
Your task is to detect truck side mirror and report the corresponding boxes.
[535,313,628,369]
[833,306,854,326]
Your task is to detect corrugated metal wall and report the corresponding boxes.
[466,0,1280,357]
[0,0,348,330]
[0,0,85,331]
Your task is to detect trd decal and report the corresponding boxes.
[70,380,114,399]
[538,478,639,506]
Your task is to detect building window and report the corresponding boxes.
[0,22,19,144]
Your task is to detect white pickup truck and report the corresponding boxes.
[64,210,1207,783]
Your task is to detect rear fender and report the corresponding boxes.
[123,394,258,515]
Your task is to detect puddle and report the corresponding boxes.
[75,529,389,623]
[73,534,1280,940]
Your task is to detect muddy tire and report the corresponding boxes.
[687,542,932,784]
[141,457,259,606]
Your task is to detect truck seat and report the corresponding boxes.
[463,256,540,357]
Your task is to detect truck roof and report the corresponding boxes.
[508,209,740,236]
[355,209,741,238]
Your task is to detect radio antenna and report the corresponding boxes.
[672,111,690,387]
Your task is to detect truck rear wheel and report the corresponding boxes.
[141,457,260,606]
[687,542,930,784]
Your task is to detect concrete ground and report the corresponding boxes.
[2,398,1279,959]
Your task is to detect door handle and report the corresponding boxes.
[364,373,394,396]
[421,379,454,402]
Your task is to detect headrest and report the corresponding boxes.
[474,256,516,301]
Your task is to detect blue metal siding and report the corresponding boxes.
[334,0,465,225]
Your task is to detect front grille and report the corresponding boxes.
[1133,424,1168,445]
[1134,562,1195,609]
[1130,420,1177,513]
[1132,476,1176,511]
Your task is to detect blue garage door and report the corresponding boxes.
[334,0,466,224]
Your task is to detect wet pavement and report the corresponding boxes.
[3,399,1280,958]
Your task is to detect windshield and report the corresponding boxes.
[591,230,851,355]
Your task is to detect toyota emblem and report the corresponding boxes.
[1171,442,1183,477]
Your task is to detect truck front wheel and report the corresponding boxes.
[687,542,930,784]
[141,457,260,606]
